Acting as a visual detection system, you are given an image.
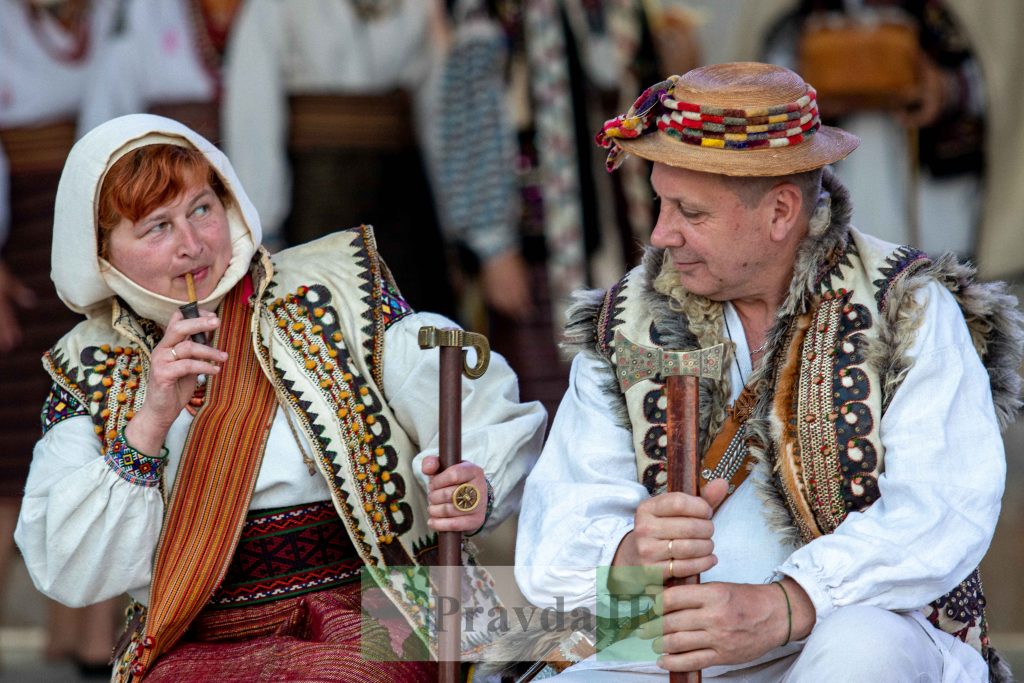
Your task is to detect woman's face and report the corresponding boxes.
[105,179,232,301]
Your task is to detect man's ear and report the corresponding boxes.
[766,182,803,242]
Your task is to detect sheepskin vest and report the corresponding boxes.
[44,227,501,677]
[564,172,1022,669]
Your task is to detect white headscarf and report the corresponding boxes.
[51,114,261,325]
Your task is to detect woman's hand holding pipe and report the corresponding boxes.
[123,310,225,456]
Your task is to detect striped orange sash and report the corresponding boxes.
[134,279,278,677]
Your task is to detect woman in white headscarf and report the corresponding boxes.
[14,114,545,681]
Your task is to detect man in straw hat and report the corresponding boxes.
[515,62,1020,680]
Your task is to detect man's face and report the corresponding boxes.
[649,164,776,302]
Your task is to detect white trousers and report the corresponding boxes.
[549,606,988,683]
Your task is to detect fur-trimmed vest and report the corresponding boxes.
[564,172,1022,676]
[43,227,500,666]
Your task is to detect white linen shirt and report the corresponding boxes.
[16,311,545,608]
[515,281,1003,674]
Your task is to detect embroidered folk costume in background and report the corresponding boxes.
[219,0,461,321]
[77,0,243,142]
[762,0,986,257]
[0,0,120,502]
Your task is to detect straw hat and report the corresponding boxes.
[597,62,859,176]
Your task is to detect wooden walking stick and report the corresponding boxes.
[418,326,491,683]
[612,331,725,683]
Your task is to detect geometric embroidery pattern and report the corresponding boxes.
[381,276,413,330]
[639,383,668,495]
[207,501,363,608]
[795,287,876,537]
[103,430,164,488]
[873,245,930,313]
[41,383,89,435]
[926,568,989,652]
[267,286,413,555]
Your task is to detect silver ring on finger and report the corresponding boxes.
[170,346,179,360]
[668,538,674,558]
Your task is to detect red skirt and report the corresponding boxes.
[146,582,437,682]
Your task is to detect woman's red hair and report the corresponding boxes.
[96,144,228,257]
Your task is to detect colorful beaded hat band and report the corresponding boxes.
[595,63,858,177]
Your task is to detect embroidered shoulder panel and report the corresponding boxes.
[381,273,414,330]
[873,245,931,313]
[596,276,628,360]
[813,230,856,292]
[350,225,388,389]
[44,340,150,453]
[40,383,89,435]
[264,285,415,567]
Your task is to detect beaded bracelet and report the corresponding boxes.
[774,580,793,646]
[465,478,494,537]
[103,428,168,488]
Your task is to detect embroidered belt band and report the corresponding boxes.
[207,500,363,609]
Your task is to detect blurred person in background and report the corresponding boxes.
[0,0,122,674]
[14,114,545,681]
[445,0,704,420]
[221,0,485,320]
[763,0,985,258]
[77,0,244,141]
[0,144,35,354]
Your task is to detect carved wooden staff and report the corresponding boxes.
[612,331,724,683]
[418,326,491,683]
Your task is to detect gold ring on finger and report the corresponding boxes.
[170,347,179,360]
[451,483,481,513]
[668,559,674,578]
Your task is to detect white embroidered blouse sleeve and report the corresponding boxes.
[14,412,164,607]
[380,311,547,532]
[777,281,1006,621]
[515,352,649,611]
